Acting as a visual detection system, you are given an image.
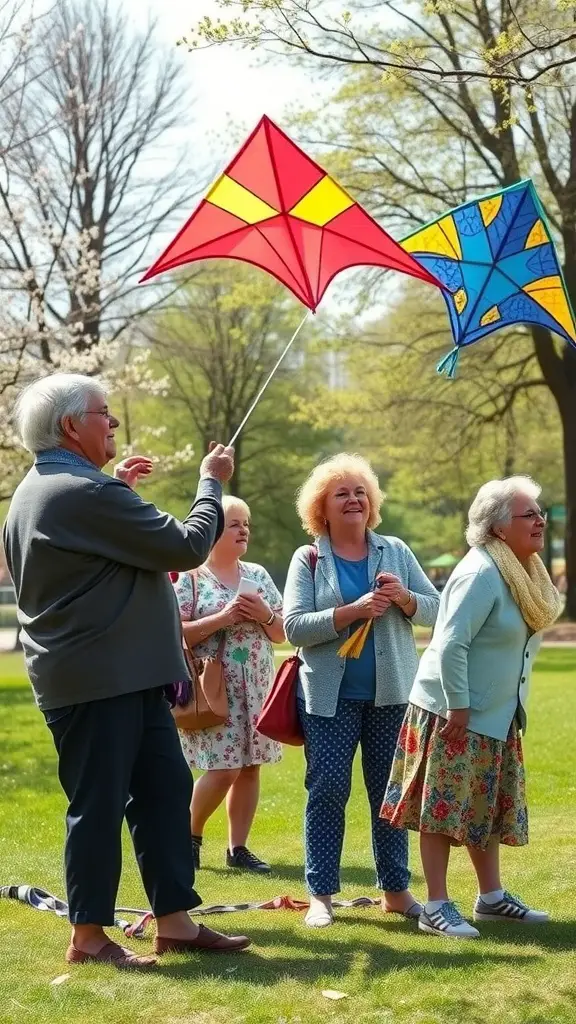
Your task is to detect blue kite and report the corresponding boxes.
[401,179,576,377]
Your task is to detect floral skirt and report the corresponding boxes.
[380,704,528,850]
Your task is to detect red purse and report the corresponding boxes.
[256,546,317,746]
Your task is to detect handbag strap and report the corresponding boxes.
[214,633,227,661]
[295,544,318,658]
[181,569,200,660]
[187,567,227,663]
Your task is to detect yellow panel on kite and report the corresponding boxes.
[439,216,463,261]
[479,195,502,227]
[525,219,548,249]
[290,175,354,227]
[480,305,501,326]
[524,276,576,341]
[454,288,467,314]
[403,216,462,261]
[207,174,279,224]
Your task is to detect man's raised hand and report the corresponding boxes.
[200,442,235,484]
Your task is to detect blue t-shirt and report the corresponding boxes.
[334,553,376,701]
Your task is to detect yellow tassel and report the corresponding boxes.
[337,619,372,659]
[348,620,372,658]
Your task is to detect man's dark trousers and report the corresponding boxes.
[44,687,200,924]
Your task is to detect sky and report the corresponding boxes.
[123,0,314,164]
[111,0,402,320]
[121,0,359,311]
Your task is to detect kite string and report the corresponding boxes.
[228,309,311,447]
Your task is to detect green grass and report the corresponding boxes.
[0,650,575,1024]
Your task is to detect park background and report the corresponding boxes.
[0,1,576,1022]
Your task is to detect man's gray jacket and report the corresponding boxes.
[2,449,224,710]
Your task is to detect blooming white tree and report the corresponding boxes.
[0,0,200,497]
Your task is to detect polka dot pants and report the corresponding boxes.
[298,699,409,897]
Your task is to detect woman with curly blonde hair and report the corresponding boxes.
[283,453,440,927]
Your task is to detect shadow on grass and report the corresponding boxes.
[207,862,423,889]
[471,917,576,952]
[154,922,540,984]
[338,912,576,949]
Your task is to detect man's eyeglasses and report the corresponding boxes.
[512,509,547,523]
[84,410,114,420]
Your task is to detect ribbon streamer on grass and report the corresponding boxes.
[1,885,379,939]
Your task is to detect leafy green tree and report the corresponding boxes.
[182,0,576,614]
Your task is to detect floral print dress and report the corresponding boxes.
[380,704,528,850]
[172,562,283,771]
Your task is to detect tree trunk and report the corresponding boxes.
[561,402,576,618]
[121,394,132,447]
[531,324,576,617]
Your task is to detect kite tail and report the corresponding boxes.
[436,346,460,379]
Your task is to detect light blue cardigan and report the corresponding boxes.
[283,531,440,717]
[410,546,542,741]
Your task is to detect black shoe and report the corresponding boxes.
[226,846,271,874]
[192,834,202,870]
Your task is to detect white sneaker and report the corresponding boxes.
[473,891,549,924]
[419,901,480,939]
[305,900,334,928]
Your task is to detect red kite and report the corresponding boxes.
[141,115,441,307]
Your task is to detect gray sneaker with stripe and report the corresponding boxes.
[419,901,480,938]
[473,891,549,924]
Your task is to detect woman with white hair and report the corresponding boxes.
[381,475,562,939]
[172,495,285,875]
[283,453,440,927]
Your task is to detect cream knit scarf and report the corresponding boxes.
[484,538,563,633]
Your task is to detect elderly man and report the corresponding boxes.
[2,372,251,969]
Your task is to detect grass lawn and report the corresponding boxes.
[0,649,575,1024]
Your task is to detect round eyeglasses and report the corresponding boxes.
[512,510,547,522]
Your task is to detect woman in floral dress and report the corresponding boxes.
[381,475,561,938]
[172,496,284,874]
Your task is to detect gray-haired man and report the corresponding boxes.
[2,373,251,969]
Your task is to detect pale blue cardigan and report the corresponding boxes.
[410,545,542,741]
[283,531,440,717]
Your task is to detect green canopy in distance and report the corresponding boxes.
[426,553,459,569]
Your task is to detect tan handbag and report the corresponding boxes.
[172,571,229,732]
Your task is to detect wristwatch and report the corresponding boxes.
[263,610,276,626]
[399,591,414,608]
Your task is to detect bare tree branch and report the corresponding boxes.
[0,0,202,495]
[183,0,576,88]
